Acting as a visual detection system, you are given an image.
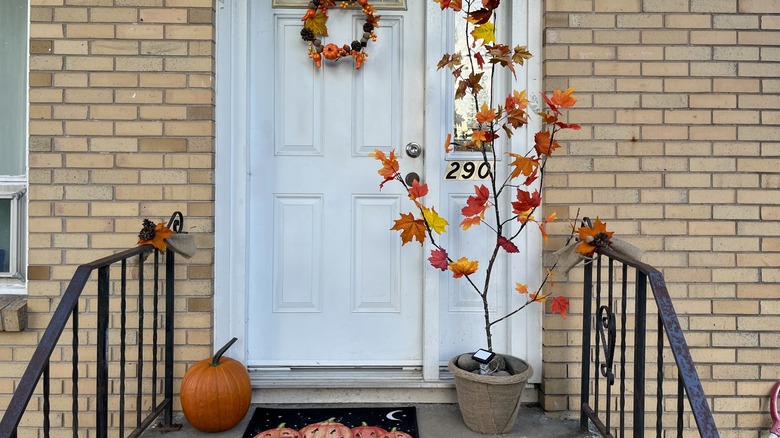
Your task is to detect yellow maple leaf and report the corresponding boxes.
[304,11,329,36]
[422,206,449,235]
[515,283,528,294]
[449,257,478,278]
[470,22,495,45]
[390,212,427,245]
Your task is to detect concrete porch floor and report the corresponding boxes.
[140,404,598,438]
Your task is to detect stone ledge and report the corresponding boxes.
[0,295,27,332]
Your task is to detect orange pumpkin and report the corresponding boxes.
[255,423,301,438]
[352,422,388,438]
[299,418,352,438]
[180,337,252,432]
[388,428,413,438]
[322,43,341,60]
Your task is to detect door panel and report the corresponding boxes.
[247,4,425,367]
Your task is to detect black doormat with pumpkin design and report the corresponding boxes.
[243,406,418,438]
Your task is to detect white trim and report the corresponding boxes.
[506,0,545,384]
[422,1,447,382]
[215,0,249,363]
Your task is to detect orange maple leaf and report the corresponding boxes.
[534,130,560,156]
[577,217,614,256]
[408,179,428,204]
[551,296,570,318]
[391,212,427,246]
[508,153,538,179]
[138,223,175,252]
[471,130,488,147]
[444,132,453,154]
[551,87,577,109]
[515,283,528,294]
[369,148,400,187]
[476,103,496,124]
[460,215,483,230]
[449,257,478,278]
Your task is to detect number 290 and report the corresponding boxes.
[445,161,491,180]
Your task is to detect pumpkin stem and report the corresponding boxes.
[211,337,238,366]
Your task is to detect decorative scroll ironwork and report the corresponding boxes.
[597,305,616,386]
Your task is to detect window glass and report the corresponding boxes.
[0,199,10,273]
[452,9,492,151]
[0,2,27,176]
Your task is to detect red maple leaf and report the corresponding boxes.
[512,189,541,216]
[497,236,519,253]
[428,248,449,271]
[551,296,570,318]
[461,184,490,217]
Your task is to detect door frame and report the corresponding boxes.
[214,0,543,383]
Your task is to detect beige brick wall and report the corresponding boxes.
[543,0,779,436]
[0,0,216,431]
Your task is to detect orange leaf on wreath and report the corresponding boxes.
[138,223,175,252]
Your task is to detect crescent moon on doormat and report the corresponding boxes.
[386,410,403,421]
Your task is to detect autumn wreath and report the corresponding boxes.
[300,0,380,69]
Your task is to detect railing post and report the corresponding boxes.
[634,270,647,436]
[97,266,110,438]
[164,248,176,427]
[580,257,594,432]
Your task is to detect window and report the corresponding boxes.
[0,2,28,284]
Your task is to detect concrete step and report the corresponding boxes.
[140,404,597,438]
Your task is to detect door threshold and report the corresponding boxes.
[247,367,538,404]
[249,366,453,389]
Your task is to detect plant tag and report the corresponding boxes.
[472,348,495,364]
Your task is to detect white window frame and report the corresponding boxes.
[0,181,27,282]
[0,1,29,291]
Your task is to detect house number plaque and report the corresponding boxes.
[444,161,491,181]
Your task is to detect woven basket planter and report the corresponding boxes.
[448,354,534,435]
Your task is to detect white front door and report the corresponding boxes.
[245,2,425,367]
[216,1,544,387]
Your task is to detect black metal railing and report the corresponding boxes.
[0,212,185,438]
[579,232,719,437]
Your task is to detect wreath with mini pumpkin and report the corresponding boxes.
[300,0,380,70]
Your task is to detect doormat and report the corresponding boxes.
[243,406,418,437]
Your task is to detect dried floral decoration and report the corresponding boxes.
[138,219,175,252]
[576,217,614,257]
[301,0,380,69]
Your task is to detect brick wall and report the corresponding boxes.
[542,0,779,436]
[0,0,216,431]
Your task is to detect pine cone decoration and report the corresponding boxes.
[351,40,362,52]
[363,22,374,33]
[139,219,156,241]
[300,27,315,42]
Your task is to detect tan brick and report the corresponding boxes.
[594,61,640,76]
[690,94,737,109]
[90,7,137,22]
[116,24,164,39]
[65,24,114,38]
[593,0,640,11]
[165,25,213,40]
[139,8,187,23]
[641,62,689,76]
[141,41,189,55]
[665,14,712,28]
[593,30,640,44]
[715,14,759,29]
